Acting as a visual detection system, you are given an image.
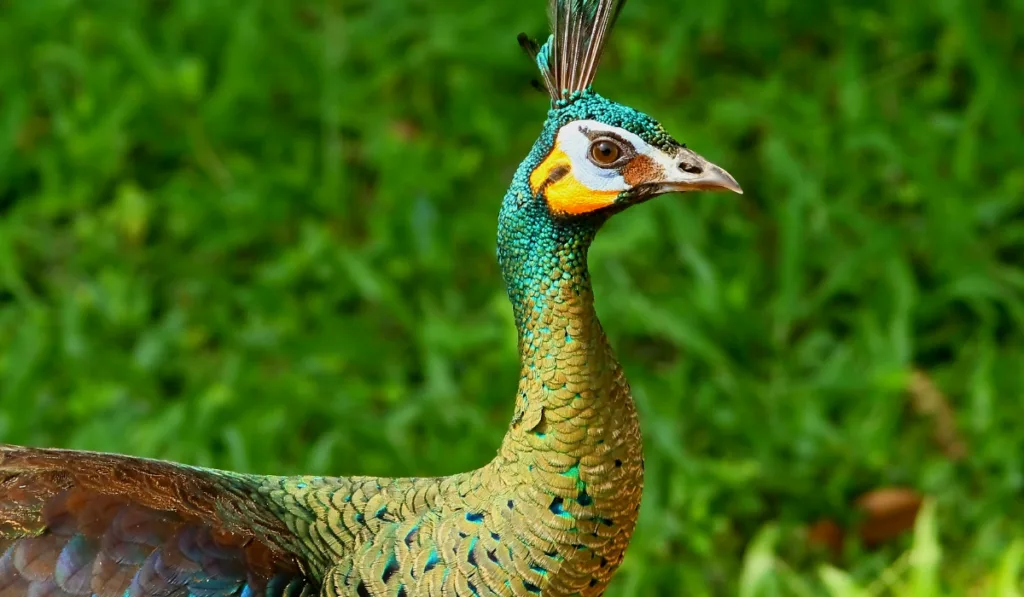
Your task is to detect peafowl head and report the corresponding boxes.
[514,0,741,222]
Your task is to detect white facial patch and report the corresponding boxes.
[552,120,668,191]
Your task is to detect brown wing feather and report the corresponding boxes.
[0,445,315,597]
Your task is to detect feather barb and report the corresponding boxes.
[521,0,626,102]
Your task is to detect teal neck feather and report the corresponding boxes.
[489,92,662,467]
[497,91,669,334]
[497,116,604,340]
[486,95,646,576]
[493,94,638,451]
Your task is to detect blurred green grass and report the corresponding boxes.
[1,0,1023,595]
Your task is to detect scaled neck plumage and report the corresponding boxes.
[480,149,645,583]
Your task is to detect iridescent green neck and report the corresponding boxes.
[481,126,645,581]
[495,162,619,436]
[497,203,600,334]
[496,110,602,331]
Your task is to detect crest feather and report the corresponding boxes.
[520,0,627,102]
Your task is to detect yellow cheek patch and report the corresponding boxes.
[529,143,620,216]
[545,174,621,215]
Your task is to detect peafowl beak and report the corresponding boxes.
[644,146,743,196]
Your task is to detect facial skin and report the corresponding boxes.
[528,119,742,217]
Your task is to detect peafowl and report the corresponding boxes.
[0,1,741,596]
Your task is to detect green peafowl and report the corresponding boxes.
[0,1,741,595]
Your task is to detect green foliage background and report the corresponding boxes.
[1,0,1023,594]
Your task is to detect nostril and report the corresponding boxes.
[679,162,703,175]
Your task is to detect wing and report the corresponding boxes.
[0,445,317,597]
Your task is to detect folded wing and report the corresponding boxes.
[0,445,316,597]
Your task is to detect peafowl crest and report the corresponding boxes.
[0,1,740,596]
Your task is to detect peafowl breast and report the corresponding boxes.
[0,1,741,596]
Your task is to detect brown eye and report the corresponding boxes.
[589,139,622,166]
